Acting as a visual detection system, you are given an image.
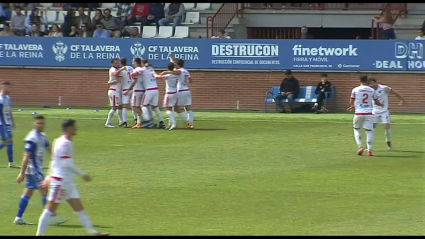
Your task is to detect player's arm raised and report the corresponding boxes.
[390,88,406,105]
[17,141,34,184]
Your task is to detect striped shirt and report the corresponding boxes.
[0,94,12,126]
[24,129,50,175]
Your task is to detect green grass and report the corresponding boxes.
[0,107,424,236]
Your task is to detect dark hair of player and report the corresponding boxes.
[34,115,45,120]
[359,75,368,83]
[134,58,141,66]
[120,57,127,65]
[284,70,292,76]
[320,73,327,77]
[111,58,119,64]
[62,119,76,132]
[167,62,175,71]
[1,81,11,85]
[174,58,185,68]
[368,78,377,83]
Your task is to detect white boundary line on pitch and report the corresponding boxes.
[12,115,425,125]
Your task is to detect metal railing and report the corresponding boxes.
[247,27,299,39]
[371,3,407,39]
[206,3,242,38]
[242,3,387,10]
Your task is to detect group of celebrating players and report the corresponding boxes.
[348,75,405,156]
[0,64,405,236]
[105,53,194,130]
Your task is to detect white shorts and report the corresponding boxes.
[131,92,144,107]
[121,90,132,105]
[47,181,80,203]
[108,90,121,107]
[373,111,391,124]
[353,114,373,130]
[163,93,178,108]
[142,90,159,107]
[177,90,192,106]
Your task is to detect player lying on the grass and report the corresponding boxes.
[36,119,109,236]
[368,78,406,150]
[348,75,383,156]
[0,81,19,168]
[15,115,68,225]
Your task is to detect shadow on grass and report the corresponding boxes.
[53,224,112,229]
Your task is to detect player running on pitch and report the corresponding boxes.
[36,119,109,236]
[0,81,19,168]
[347,75,383,156]
[368,78,406,150]
[14,115,68,225]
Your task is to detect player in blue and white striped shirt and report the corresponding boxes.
[14,115,67,225]
[0,81,19,168]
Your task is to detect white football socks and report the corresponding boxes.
[117,110,123,124]
[106,109,115,125]
[385,129,391,142]
[187,111,194,124]
[167,110,176,126]
[154,108,164,122]
[122,108,128,123]
[76,210,98,235]
[353,128,362,148]
[366,130,375,151]
[36,209,53,236]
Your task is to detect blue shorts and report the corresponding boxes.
[26,173,44,189]
[0,124,12,141]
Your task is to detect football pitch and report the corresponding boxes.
[0,108,424,236]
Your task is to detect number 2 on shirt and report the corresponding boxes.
[362,93,369,104]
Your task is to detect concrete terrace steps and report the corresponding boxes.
[392,3,425,40]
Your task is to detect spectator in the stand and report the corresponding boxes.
[312,73,332,113]
[69,25,79,37]
[0,3,6,24]
[0,23,15,36]
[79,23,91,37]
[373,10,396,39]
[26,8,48,35]
[116,3,134,26]
[101,8,124,38]
[47,24,63,37]
[142,3,164,27]
[62,9,76,37]
[10,6,26,36]
[129,3,150,25]
[75,6,92,32]
[92,9,104,26]
[415,28,425,40]
[129,27,141,38]
[211,29,231,39]
[158,3,185,36]
[29,23,44,37]
[93,23,110,38]
[274,70,299,113]
[299,26,314,39]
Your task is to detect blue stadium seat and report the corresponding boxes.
[264,85,337,112]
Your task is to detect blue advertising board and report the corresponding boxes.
[0,37,423,71]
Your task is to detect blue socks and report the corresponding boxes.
[7,141,13,163]
[17,195,30,218]
[42,195,47,207]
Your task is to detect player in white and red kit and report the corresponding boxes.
[368,78,405,150]
[35,119,108,236]
[127,58,146,128]
[162,53,193,129]
[347,76,383,156]
[105,58,125,128]
[154,62,179,130]
[131,59,165,129]
[118,58,134,128]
